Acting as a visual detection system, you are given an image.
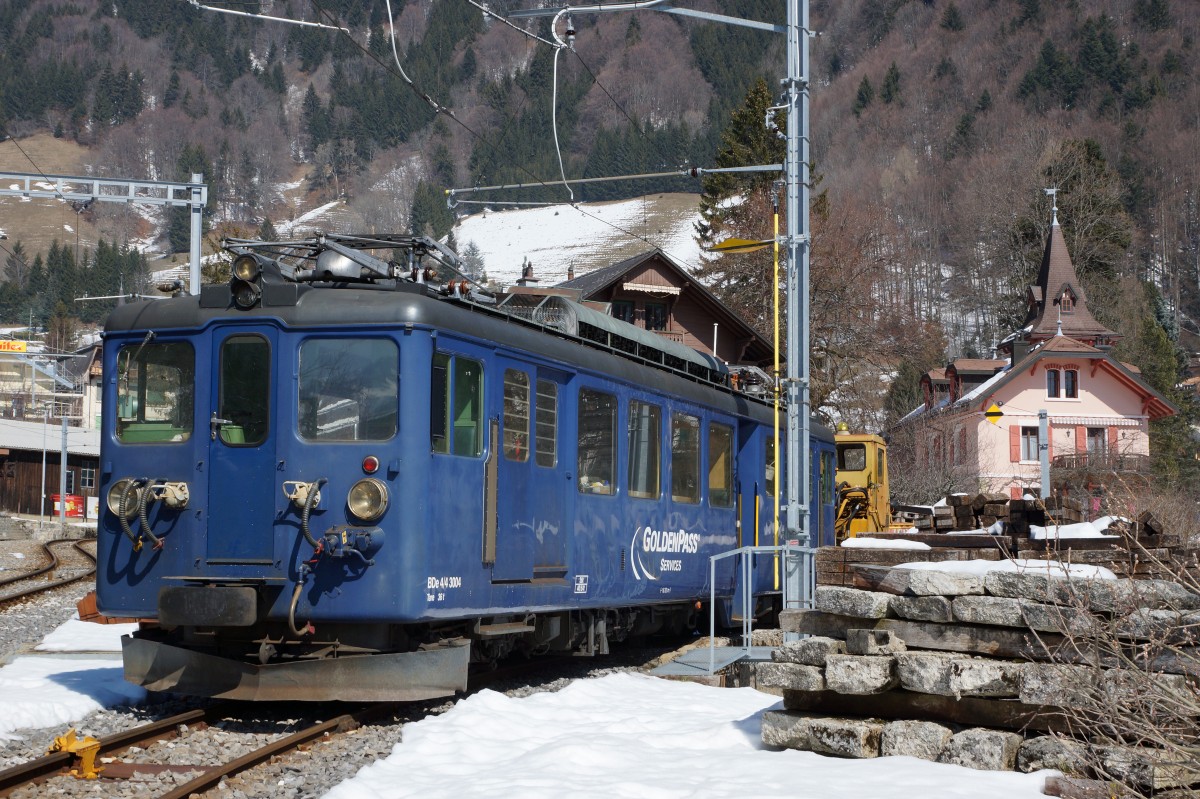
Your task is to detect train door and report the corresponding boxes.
[529,369,569,578]
[206,327,277,564]
[491,356,536,581]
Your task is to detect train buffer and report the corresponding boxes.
[650,544,813,681]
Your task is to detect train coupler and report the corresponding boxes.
[320,526,383,566]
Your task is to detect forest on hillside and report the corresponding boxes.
[0,0,1196,478]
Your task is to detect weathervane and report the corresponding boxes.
[1044,187,1059,226]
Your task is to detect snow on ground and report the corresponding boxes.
[277,199,346,237]
[841,537,930,550]
[451,196,702,287]
[1030,522,1118,540]
[326,672,1054,799]
[2,616,1060,796]
[894,559,1117,580]
[0,616,143,742]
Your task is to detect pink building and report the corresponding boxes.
[894,203,1176,500]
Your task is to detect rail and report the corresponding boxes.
[705,543,815,674]
[0,539,96,608]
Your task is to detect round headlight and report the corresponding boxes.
[347,478,388,522]
[232,280,262,309]
[107,479,141,520]
[232,254,261,282]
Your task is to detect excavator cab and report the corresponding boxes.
[834,425,896,542]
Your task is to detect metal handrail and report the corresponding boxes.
[706,543,816,674]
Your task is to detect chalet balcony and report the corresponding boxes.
[1051,452,1152,474]
[652,329,686,344]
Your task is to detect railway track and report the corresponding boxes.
[0,539,96,609]
[0,701,403,798]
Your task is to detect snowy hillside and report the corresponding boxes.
[451,193,704,288]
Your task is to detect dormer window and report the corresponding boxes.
[1060,290,1075,313]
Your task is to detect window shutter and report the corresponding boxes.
[1010,486,1022,500]
[1009,425,1020,462]
[1108,427,1118,452]
[1075,426,1086,453]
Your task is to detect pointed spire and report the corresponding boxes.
[1044,187,1059,227]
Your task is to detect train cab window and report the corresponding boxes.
[708,423,733,507]
[670,413,700,503]
[298,338,398,441]
[503,369,531,462]
[116,341,195,444]
[838,443,867,472]
[627,400,661,499]
[219,335,270,446]
[577,389,615,494]
[534,379,558,468]
[431,353,483,456]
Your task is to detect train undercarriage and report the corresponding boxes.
[123,602,705,702]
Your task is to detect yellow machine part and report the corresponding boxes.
[48,728,103,779]
[834,430,895,542]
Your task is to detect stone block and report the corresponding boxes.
[880,720,953,761]
[807,716,884,758]
[880,567,985,597]
[895,652,1021,698]
[1099,745,1197,790]
[1019,664,1097,707]
[761,710,813,750]
[1017,736,1088,774]
[896,651,959,695]
[846,628,907,656]
[1134,580,1200,612]
[890,594,954,623]
[984,570,1056,603]
[948,658,1024,698]
[756,662,825,694]
[814,586,892,619]
[952,595,1023,627]
[1097,667,1192,707]
[825,654,898,695]
[773,636,846,666]
[939,728,1023,771]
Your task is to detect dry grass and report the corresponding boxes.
[0,134,106,261]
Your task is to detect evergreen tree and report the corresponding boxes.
[409,180,454,240]
[1133,0,1171,31]
[940,3,965,32]
[163,70,181,109]
[880,63,902,105]
[853,76,874,117]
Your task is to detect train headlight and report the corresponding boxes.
[232,254,261,282]
[347,478,388,522]
[230,254,263,309]
[107,479,141,520]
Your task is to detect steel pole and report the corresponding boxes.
[190,172,203,295]
[59,417,68,533]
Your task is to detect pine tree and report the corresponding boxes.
[940,3,965,32]
[853,76,874,117]
[881,63,902,105]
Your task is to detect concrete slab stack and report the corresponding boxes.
[759,565,1200,794]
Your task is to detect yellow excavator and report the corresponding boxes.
[833,424,908,542]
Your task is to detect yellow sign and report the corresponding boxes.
[706,237,772,254]
[984,403,1004,425]
[0,341,27,353]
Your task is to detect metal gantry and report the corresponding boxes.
[508,1,814,608]
[0,171,208,295]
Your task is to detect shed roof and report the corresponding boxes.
[0,418,99,458]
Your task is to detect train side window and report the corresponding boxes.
[708,422,733,507]
[577,389,615,494]
[534,379,557,468]
[503,369,530,462]
[219,335,270,446]
[627,400,661,499]
[822,450,836,504]
[431,353,483,457]
[298,338,398,441]
[116,341,195,444]
[670,412,700,503]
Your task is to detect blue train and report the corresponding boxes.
[97,234,836,701]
